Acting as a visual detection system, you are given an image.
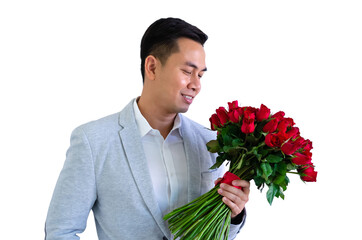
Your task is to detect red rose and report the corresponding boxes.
[277,118,295,133]
[292,136,306,149]
[209,114,221,130]
[285,127,300,139]
[265,133,284,148]
[241,122,255,134]
[228,101,239,111]
[241,109,255,134]
[272,111,285,120]
[244,106,257,114]
[292,152,312,165]
[216,107,229,126]
[256,104,270,121]
[228,108,243,123]
[263,119,279,133]
[303,139,313,151]
[281,141,300,155]
[282,136,305,154]
[300,165,317,182]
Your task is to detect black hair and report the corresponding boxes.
[140,17,208,82]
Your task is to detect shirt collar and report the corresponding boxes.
[133,98,183,138]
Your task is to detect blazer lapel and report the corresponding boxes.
[118,100,170,237]
[180,115,202,202]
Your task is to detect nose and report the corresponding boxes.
[188,74,201,92]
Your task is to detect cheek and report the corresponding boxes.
[159,71,190,96]
[169,74,189,91]
[177,74,190,87]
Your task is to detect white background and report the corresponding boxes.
[1,0,361,239]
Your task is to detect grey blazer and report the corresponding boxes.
[45,99,244,239]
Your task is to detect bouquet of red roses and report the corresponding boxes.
[164,101,317,239]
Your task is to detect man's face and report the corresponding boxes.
[154,38,207,114]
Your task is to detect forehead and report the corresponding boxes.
[168,38,206,68]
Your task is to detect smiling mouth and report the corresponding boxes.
[182,94,194,104]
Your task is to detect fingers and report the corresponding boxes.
[232,179,251,195]
[219,180,250,199]
[217,180,250,218]
[221,195,242,218]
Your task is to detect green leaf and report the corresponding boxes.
[232,138,244,147]
[259,149,269,158]
[287,163,296,171]
[275,162,287,175]
[206,140,220,153]
[222,145,232,153]
[221,131,233,146]
[273,174,285,185]
[266,183,278,205]
[277,188,285,200]
[261,163,273,178]
[278,175,289,191]
[266,154,283,163]
[256,167,263,178]
[254,177,264,189]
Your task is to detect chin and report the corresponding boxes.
[176,106,189,114]
[172,101,191,114]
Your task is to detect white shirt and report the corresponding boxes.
[133,99,188,216]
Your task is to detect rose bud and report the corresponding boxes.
[281,142,296,155]
[209,114,221,130]
[272,111,285,121]
[216,107,229,126]
[263,119,278,133]
[228,100,239,111]
[256,104,270,121]
[292,152,312,165]
[265,133,283,148]
[241,110,255,134]
[228,108,243,123]
[300,165,318,182]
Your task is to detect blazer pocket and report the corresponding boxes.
[200,169,219,194]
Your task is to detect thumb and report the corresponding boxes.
[214,177,222,185]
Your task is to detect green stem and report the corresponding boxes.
[164,187,218,221]
[194,202,227,239]
[172,195,221,235]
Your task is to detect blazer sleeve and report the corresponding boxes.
[228,208,246,239]
[45,126,97,240]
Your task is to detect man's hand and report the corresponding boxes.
[215,178,250,218]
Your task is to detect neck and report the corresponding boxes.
[137,95,177,139]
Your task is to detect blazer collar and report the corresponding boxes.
[118,99,170,237]
[179,115,202,202]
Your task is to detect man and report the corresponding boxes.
[45,17,250,240]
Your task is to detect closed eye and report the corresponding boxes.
[182,70,192,75]
[182,69,204,79]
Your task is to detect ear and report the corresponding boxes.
[144,55,158,81]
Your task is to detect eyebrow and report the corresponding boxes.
[185,61,207,72]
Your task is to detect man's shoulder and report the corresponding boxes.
[73,99,134,137]
[73,112,121,137]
